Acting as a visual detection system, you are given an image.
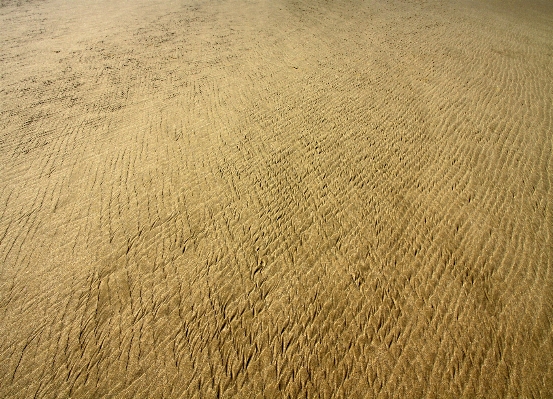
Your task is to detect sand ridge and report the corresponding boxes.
[1,0,552,397]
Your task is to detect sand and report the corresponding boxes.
[1,0,552,397]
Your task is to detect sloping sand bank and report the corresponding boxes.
[1,0,552,397]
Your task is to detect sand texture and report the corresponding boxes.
[1,0,553,397]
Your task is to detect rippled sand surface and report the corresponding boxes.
[1,0,552,397]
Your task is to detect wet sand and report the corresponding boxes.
[1,0,552,397]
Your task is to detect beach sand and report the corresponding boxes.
[1,0,552,397]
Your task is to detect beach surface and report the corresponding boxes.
[1,0,552,397]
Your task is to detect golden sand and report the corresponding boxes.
[1,0,552,397]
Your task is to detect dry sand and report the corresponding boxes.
[1,0,552,397]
